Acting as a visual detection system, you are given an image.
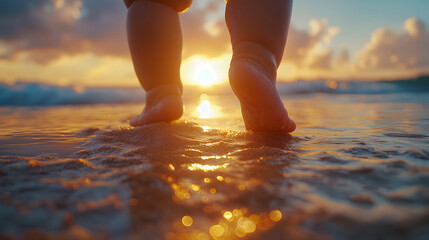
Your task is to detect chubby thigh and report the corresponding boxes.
[123,0,193,13]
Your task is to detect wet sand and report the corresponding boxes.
[1,93,429,239]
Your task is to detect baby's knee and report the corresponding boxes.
[124,0,192,13]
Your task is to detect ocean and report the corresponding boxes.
[1,77,429,239]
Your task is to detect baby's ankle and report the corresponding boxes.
[146,84,182,103]
[231,41,277,74]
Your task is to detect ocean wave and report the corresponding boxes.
[0,82,145,106]
[1,75,428,106]
[277,75,429,95]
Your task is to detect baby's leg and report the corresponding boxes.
[126,0,191,126]
[226,0,296,133]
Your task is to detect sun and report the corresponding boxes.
[194,62,217,87]
[181,54,230,87]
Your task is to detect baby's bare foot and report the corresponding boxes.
[130,85,183,127]
[229,43,296,133]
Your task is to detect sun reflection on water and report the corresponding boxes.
[201,155,229,160]
[182,215,193,227]
[187,163,230,172]
[174,208,284,239]
[197,100,215,119]
[269,210,283,222]
[194,94,221,119]
[202,126,211,132]
[162,154,286,240]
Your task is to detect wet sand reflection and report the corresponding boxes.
[126,125,297,239]
[2,93,428,239]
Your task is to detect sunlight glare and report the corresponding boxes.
[181,54,230,87]
[187,163,230,172]
[196,63,216,87]
[195,94,221,119]
[197,100,215,119]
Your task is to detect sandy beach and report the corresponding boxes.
[1,85,428,239]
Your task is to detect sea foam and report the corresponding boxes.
[1,76,428,106]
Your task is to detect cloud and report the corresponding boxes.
[284,19,340,69]
[0,0,342,70]
[335,49,350,67]
[357,18,429,70]
[0,0,128,63]
[0,0,232,64]
[181,0,230,58]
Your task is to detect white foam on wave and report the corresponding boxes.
[1,76,428,106]
[0,82,145,106]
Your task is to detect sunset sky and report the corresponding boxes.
[0,0,428,87]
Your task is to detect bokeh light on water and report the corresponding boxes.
[1,93,429,239]
[160,152,288,239]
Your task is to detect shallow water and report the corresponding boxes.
[1,93,429,239]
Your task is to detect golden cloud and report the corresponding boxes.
[357,18,429,70]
